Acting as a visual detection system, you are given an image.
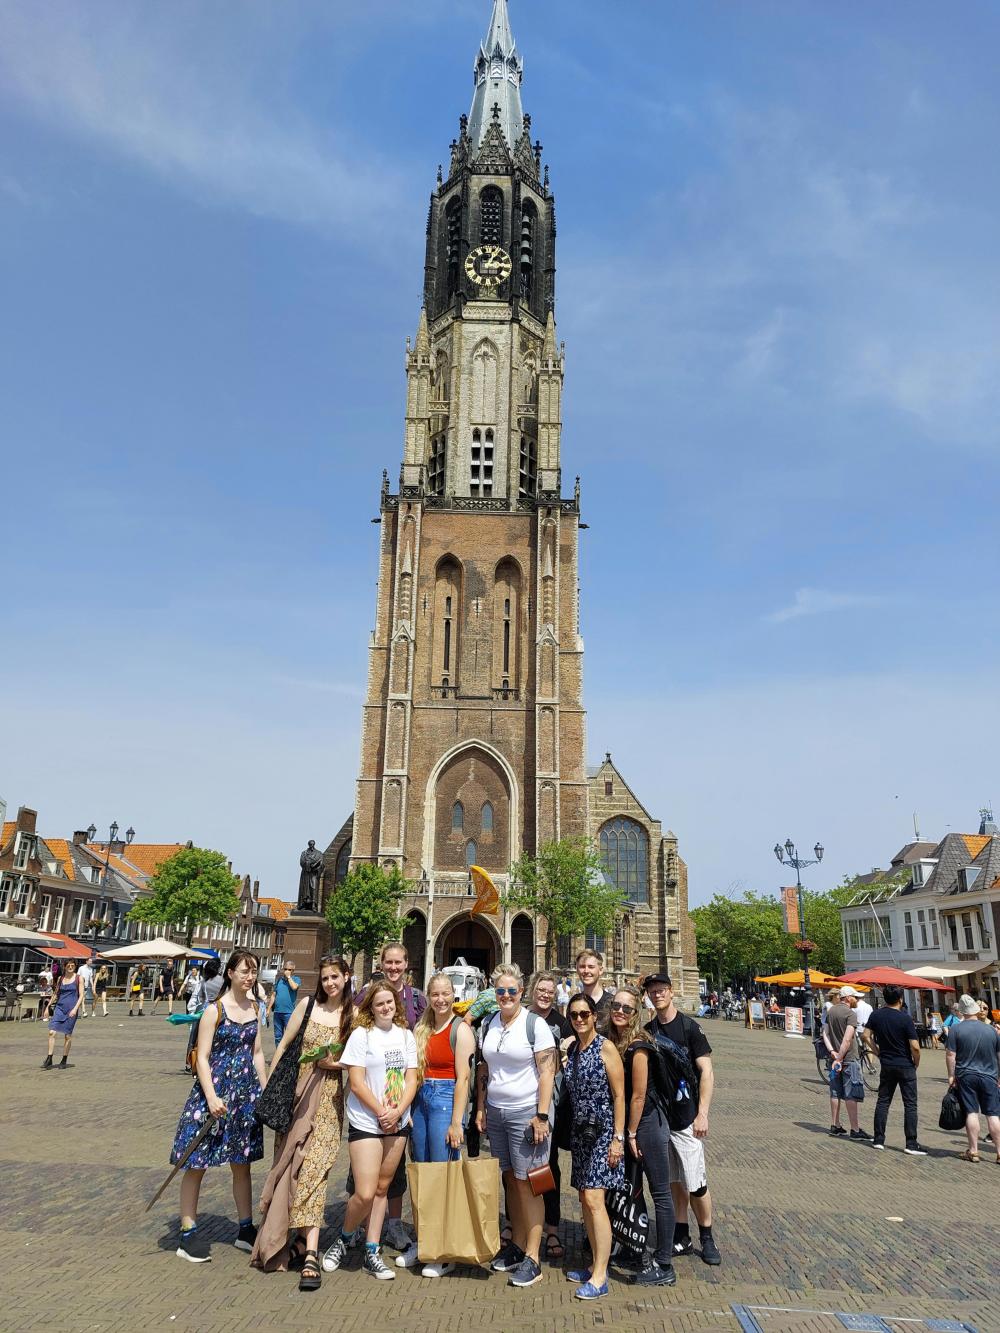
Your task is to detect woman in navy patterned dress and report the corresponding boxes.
[563,994,626,1301]
[170,949,267,1262]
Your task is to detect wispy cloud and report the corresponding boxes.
[0,4,409,243]
[765,588,886,624]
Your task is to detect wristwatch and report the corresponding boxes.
[613,1133,625,1142]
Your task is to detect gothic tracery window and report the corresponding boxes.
[518,435,537,497]
[446,197,462,298]
[599,817,649,906]
[452,802,464,831]
[480,187,503,247]
[520,200,536,305]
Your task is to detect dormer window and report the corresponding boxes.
[961,865,982,892]
[13,834,32,870]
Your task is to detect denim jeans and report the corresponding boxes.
[412,1078,461,1162]
[272,1011,291,1045]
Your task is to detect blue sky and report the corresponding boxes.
[2,0,998,906]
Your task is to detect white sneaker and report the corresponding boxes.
[396,1241,420,1269]
[421,1261,454,1278]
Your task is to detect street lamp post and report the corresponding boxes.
[87,821,135,951]
[774,838,824,1034]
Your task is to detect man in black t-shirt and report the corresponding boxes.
[866,984,926,1155]
[643,972,721,1266]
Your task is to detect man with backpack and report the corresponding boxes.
[643,973,721,1266]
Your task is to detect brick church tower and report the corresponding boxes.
[326,1,698,1000]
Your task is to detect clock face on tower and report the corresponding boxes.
[465,244,513,294]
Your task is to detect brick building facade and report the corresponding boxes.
[322,2,697,999]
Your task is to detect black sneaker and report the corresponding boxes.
[176,1231,212,1263]
[491,1242,526,1272]
[904,1144,928,1156]
[234,1222,257,1252]
[632,1260,677,1286]
[829,1124,847,1136]
[672,1235,694,1256]
[700,1235,722,1265]
[850,1128,871,1141]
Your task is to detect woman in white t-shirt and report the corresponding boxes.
[322,982,417,1282]
[475,963,556,1290]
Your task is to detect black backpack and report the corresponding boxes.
[642,1016,701,1131]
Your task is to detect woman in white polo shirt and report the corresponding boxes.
[475,963,556,1290]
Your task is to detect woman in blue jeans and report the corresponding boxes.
[396,972,475,1277]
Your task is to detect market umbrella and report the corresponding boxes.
[0,922,55,947]
[833,966,954,993]
[99,937,213,961]
[754,969,864,989]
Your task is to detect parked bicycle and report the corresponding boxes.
[813,1035,880,1091]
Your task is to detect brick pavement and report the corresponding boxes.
[2,1007,997,1332]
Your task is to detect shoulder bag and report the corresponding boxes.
[255,996,315,1134]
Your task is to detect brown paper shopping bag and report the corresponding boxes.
[407,1155,501,1266]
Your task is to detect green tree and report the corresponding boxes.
[690,891,789,988]
[128,846,241,947]
[325,862,414,971]
[504,838,625,967]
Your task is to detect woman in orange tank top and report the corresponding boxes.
[396,972,476,1277]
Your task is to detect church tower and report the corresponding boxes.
[348,0,586,977]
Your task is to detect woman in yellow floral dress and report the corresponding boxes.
[251,955,353,1290]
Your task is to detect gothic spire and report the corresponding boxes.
[467,0,524,153]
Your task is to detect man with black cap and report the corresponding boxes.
[643,972,721,1266]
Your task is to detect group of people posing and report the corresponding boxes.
[168,945,721,1302]
[822,983,1000,1161]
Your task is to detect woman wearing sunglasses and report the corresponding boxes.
[563,993,626,1300]
[605,986,675,1287]
[476,964,557,1289]
[526,970,573,1261]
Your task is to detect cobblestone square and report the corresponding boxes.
[2,1008,997,1332]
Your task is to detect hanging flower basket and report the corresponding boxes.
[796,938,817,954]
[85,917,110,932]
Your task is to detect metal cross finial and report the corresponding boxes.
[492,102,502,121]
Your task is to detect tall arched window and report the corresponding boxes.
[493,558,521,693]
[585,927,606,956]
[599,817,649,906]
[465,840,478,867]
[480,186,503,247]
[434,556,461,689]
[481,801,494,832]
[428,432,446,495]
[334,840,352,885]
[520,200,536,306]
[445,197,462,298]
[452,802,464,832]
[518,434,537,497]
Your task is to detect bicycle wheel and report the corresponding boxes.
[862,1052,880,1092]
[815,1053,829,1084]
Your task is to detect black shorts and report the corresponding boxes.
[345,1132,410,1200]
[347,1124,411,1143]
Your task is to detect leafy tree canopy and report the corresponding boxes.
[325,862,414,970]
[505,838,626,966]
[128,846,241,947]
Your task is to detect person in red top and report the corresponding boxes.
[395,972,475,1278]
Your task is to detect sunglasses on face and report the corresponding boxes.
[495,987,520,998]
[569,1010,592,1022]
[610,1001,636,1015]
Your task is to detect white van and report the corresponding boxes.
[442,957,486,1003]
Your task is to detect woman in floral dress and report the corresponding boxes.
[252,955,353,1290]
[170,949,266,1263]
[563,993,626,1301]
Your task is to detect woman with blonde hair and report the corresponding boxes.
[251,955,353,1291]
[322,981,417,1281]
[605,985,675,1288]
[395,971,476,1277]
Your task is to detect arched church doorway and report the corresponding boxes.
[402,911,426,989]
[436,914,499,976]
[510,913,534,979]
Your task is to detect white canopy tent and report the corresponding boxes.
[905,960,997,980]
[99,937,214,962]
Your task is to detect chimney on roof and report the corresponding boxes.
[253,878,259,901]
[72,830,91,845]
[16,806,38,835]
[980,806,998,836]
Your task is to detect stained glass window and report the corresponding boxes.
[452,802,464,831]
[599,817,649,906]
[481,802,494,832]
[466,840,478,867]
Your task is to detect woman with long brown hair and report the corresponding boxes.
[169,949,267,1263]
[605,985,676,1288]
[322,980,418,1281]
[41,957,84,1068]
[251,954,353,1290]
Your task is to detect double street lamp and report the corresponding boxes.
[86,821,135,949]
[774,838,824,1032]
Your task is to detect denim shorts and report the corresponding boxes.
[957,1071,1000,1118]
[829,1060,865,1102]
[486,1102,551,1180]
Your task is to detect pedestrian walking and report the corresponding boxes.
[78,958,95,1018]
[556,976,571,1015]
[252,955,353,1290]
[322,981,418,1281]
[93,964,110,1017]
[169,949,266,1263]
[127,965,147,1016]
[267,962,301,1044]
[527,970,572,1263]
[643,973,722,1265]
[865,984,927,1155]
[605,985,676,1287]
[395,971,476,1277]
[562,994,626,1300]
[946,992,1000,1163]
[476,963,557,1290]
[37,965,53,1019]
[823,986,870,1141]
[41,958,84,1069]
[152,962,176,1015]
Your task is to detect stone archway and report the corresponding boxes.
[436,913,501,977]
[402,910,426,989]
[510,913,534,980]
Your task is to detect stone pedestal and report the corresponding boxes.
[283,911,330,995]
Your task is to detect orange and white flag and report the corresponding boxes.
[470,865,500,916]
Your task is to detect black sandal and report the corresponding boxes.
[298,1249,322,1291]
[287,1235,308,1271]
[543,1233,565,1261]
